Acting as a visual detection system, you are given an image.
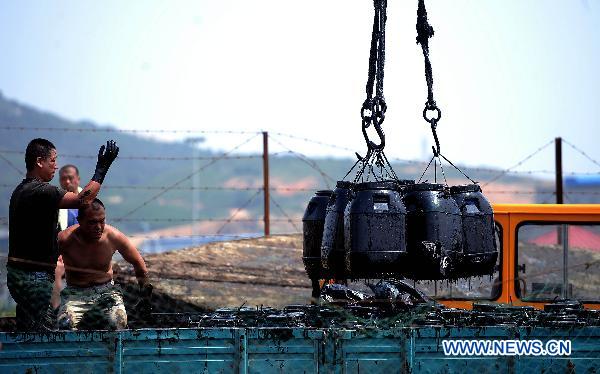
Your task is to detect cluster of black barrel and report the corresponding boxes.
[302,180,498,283]
[143,300,600,329]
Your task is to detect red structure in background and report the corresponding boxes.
[530,226,600,252]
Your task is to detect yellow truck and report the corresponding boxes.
[434,204,600,310]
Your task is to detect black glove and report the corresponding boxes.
[140,283,153,299]
[92,140,119,184]
[134,283,153,320]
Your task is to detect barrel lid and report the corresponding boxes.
[355,180,399,191]
[403,183,445,192]
[450,184,482,194]
[316,190,333,196]
[336,180,354,189]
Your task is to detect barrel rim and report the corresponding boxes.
[336,180,354,189]
[403,183,446,192]
[355,180,400,191]
[449,184,482,194]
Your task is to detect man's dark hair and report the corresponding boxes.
[25,138,56,172]
[59,164,79,176]
[78,198,105,220]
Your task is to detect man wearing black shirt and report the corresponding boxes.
[7,138,119,331]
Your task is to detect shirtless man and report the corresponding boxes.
[57,199,151,330]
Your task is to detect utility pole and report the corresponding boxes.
[555,137,563,204]
[263,132,270,236]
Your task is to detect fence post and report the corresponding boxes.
[263,131,270,236]
[555,137,563,204]
[555,137,569,297]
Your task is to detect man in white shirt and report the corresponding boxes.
[58,164,82,230]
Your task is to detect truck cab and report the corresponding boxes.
[423,204,600,310]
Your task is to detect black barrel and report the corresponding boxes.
[345,180,407,278]
[302,190,333,286]
[402,183,462,279]
[321,181,354,279]
[450,184,498,276]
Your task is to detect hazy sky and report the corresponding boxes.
[1,0,599,176]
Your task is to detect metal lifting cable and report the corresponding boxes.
[416,0,476,185]
[346,0,398,183]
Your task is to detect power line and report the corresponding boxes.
[563,138,600,171]
[0,149,284,161]
[113,218,294,222]
[389,157,578,176]
[99,185,315,192]
[101,186,263,191]
[482,140,554,187]
[118,134,261,219]
[0,124,350,152]
[0,183,316,192]
[2,124,599,177]
[0,183,599,195]
[0,125,260,135]
[112,217,293,223]
[272,132,356,153]
[483,191,552,195]
[269,135,335,188]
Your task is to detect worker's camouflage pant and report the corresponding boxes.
[6,266,54,331]
[57,281,127,330]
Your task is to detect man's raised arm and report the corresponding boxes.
[59,140,119,209]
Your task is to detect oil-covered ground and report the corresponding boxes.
[116,234,314,310]
[129,300,600,330]
[114,234,600,314]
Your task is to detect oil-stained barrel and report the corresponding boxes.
[345,180,407,278]
[302,190,333,285]
[450,184,498,276]
[402,183,462,279]
[321,181,354,279]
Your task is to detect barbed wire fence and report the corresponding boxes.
[0,128,599,250]
[0,126,600,315]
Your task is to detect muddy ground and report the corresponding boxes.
[116,234,314,311]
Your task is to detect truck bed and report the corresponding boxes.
[1,326,599,373]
